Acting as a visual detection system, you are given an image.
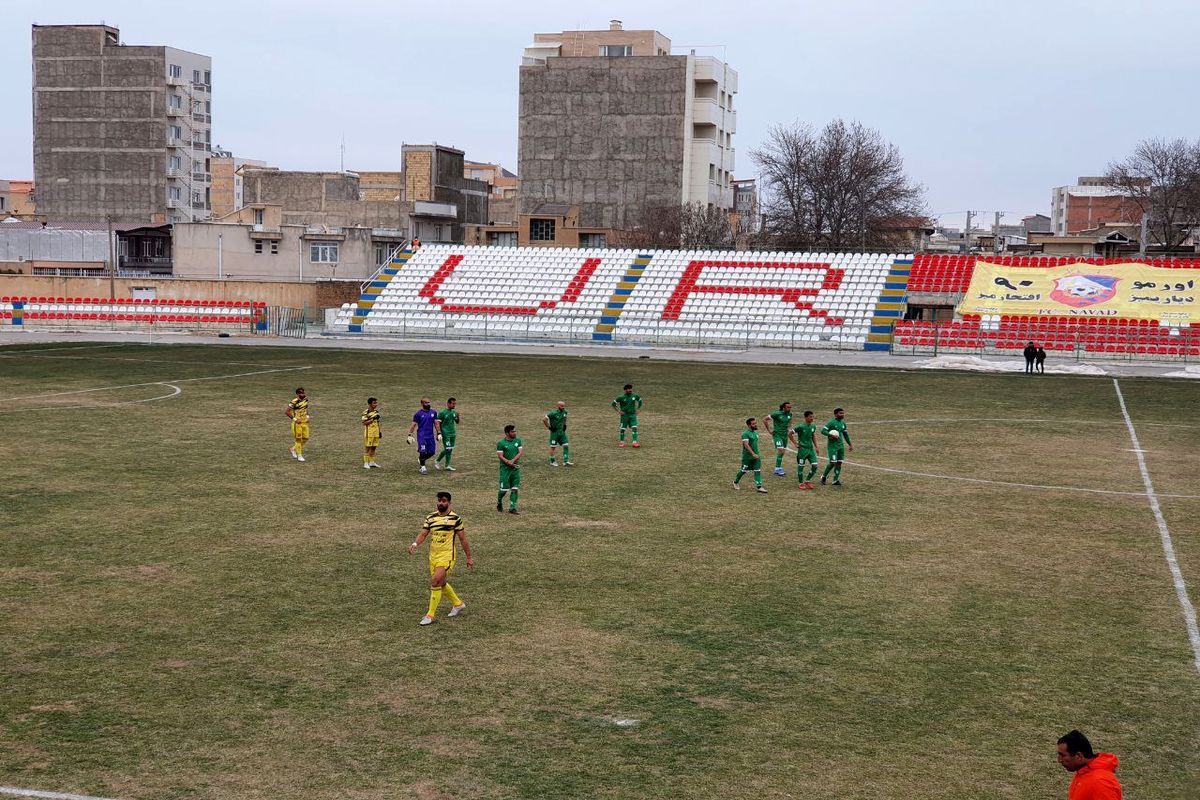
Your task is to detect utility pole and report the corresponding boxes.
[107,214,116,299]
[994,211,1002,255]
[964,210,973,253]
[1139,212,1149,257]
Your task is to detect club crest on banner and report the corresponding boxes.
[1050,274,1120,308]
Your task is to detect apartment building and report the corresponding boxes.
[1050,177,1142,236]
[32,24,213,224]
[518,21,738,240]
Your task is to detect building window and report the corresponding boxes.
[204,70,211,86]
[0,197,5,211]
[579,233,607,248]
[488,231,518,247]
[253,208,264,225]
[168,186,182,201]
[270,241,279,255]
[193,69,201,83]
[254,240,263,254]
[169,155,182,171]
[169,125,182,140]
[169,94,182,109]
[600,45,633,57]
[529,218,556,241]
[169,64,182,78]
[310,241,339,263]
[374,242,401,266]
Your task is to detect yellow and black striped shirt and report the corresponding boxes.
[423,511,464,562]
[288,396,310,423]
[361,408,380,430]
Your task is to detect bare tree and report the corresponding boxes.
[627,202,735,250]
[1105,138,1200,251]
[750,119,926,250]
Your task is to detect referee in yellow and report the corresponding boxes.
[407,491,473,626]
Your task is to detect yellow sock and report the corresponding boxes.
[364,452,370,464]
[442,582,462,607]
[294,440,303,456]
[426,587,443,617]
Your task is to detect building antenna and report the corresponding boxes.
[340,133,345,173]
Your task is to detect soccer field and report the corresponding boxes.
[1,342,1198,800]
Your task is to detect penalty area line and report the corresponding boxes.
[1112,378,1200,674]
[0,786,122,800]
[0,365,310,403]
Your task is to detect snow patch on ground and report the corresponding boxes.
[1163,365,1200,379]
[912,355,1108,375]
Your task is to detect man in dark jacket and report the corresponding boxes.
[1035,346,1047,374]
[1023,342,1037,374]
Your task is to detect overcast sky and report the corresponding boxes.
[3,0,1197,227]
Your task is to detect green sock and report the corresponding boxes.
[833,464,842,482]
[497,490,506,506]
[509,491,518,510]
[806,464,818,482]
[550,454,557,464]
[775,452,783,469]
[562,445,570,462]
[619,427,626,441]
[754,470,763,487]
[822,462,834,479]
[734,470,744,484]
[443,450,452,468]
[632,427,639,442]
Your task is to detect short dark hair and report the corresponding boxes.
[295,386,304,393]
[780,402,790,410]
[834,407,844,414]
[367,397,377,404]
[447,397,456,403]
[746,417,755,426]
[1057,730,1094,758]
[624,384,633,390]
[803,410,814,417]
[436,491,451,502]
[504,424,516,434]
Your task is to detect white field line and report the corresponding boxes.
[0,384,182,414]
[0,344,127,355]
[0,366,310,403]
[854,416,1197,429]
[0,787,121,800]
[1112,378,1200,673]
[839,459,1200,500]
[0,352,303,368]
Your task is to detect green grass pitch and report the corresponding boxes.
[1,342,1198,799]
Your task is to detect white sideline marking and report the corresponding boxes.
[0,366,309,403]
[0,344,126,355]
[0,787,121,800]
[1112,378,1200,673]
[841,459,1200,500]
[855,416,1198,429]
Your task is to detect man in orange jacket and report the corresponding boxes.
[1057,730,1122,799]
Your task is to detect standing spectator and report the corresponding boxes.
[1056,730,1122,799]
[1036,345,1047,374]
[1023,342,1037,374]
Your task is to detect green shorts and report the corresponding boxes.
[441,434,456,450]
[827,446,845,464]
[499,465,521,490]
[796,448,818,464]
[772,434,788,449]
[741,454,761,470]
[549,431,568,447]
[620,413,639,428]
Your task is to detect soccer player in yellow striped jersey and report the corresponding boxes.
[407,491,474,625]
[361,397,382,469]
[285,387,310,461]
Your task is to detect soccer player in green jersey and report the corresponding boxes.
[820,407,853,486]
[543,401,573,466]
[496,424,523,514]
[612,383,643,448]
[434,397,460,472]
[734,417,768,493]
[789,409,821,489]
[764,401,794,477]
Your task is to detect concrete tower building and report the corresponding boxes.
[519,21,737,239]
[32,24,213,224]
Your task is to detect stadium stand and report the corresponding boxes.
[334,245,912,349]
[0,296,265,330]
[900,253,1200,358]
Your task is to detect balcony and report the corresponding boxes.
[413,200,458,219]
[723,147,736,173]
[690,137,721,168]
[167,106,184,117]
[166,199,181,209]
[167,74,186,86]
[119,255,173,270]
[166,137,184,148]
[167,168,183,178]
[191,173,210,183]
[691,97,723,127]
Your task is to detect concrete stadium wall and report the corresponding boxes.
[0,274,319,307]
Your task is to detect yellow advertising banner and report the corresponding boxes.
[956,262,1200,322]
